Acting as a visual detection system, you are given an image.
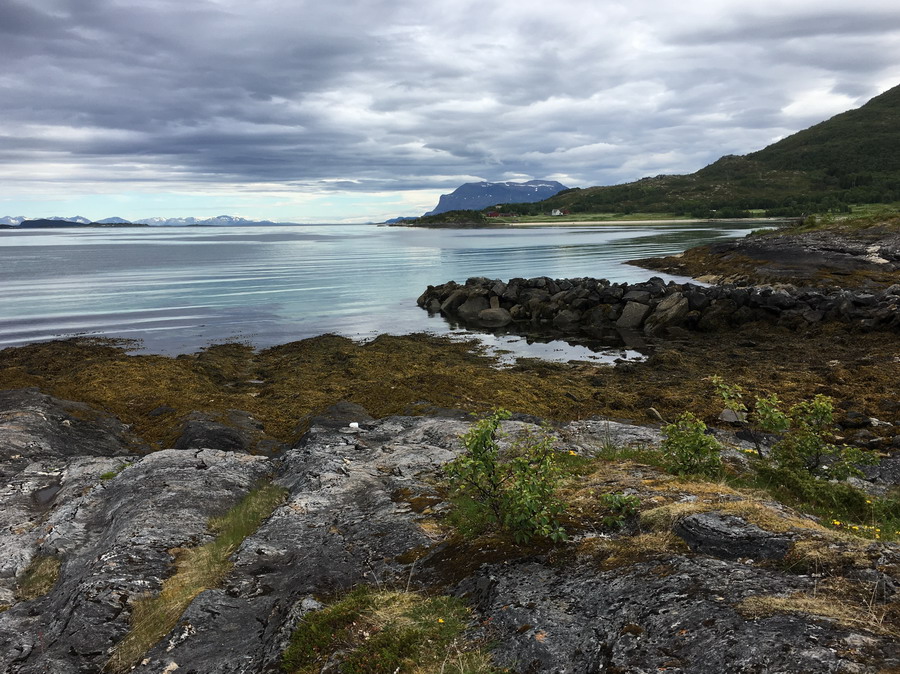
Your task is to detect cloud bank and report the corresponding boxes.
[2,0,899,221]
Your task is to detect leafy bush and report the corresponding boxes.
[769,395,872,479]
[709,376,873,479]
[599,492,641,529]
[445,410,566,543]
[661,412,722,476]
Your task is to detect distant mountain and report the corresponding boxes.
[139,215,277,227]
[44,215,93,224]
[0,214,283,227]
[424,180,568,216]
[523,83,900,218]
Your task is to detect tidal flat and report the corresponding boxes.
[1,321,896,453]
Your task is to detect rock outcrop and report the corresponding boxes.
[635,224,900,289]
[418,275,900,341]
[1,391,898,672]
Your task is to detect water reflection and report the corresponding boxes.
[0,221,763,356]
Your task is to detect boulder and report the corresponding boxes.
[477,307,513,328]
[456,295,490,323]
[439,288,469,314]
[643,292,689,336]
[616,301,651,330]
[673,512,791,560]
[697,299,738,331]
[622,290,651,304]
[552,309,582,332]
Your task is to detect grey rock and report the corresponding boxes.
[3,394,898,674]
[643,292,689,336]
[673,512,792,560]
[477,307,513,328]
[615,301,651,329]
[622,289,651,304]
[552,308,582,331]
[439,288,469,314]
[174,415,248,452]
[456,295,490,322]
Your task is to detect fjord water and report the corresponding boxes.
[0,222,759,357]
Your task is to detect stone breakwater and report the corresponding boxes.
[417,275,900,337]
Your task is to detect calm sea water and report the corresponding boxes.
[0,222,760,360]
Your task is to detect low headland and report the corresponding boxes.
[1,214,899,672]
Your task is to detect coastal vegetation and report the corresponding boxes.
[407,210,491,227]
[14,555,61,602]
[445,410,567,543]
[282,587,500,674]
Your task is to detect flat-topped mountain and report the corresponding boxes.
[424,179,568,215]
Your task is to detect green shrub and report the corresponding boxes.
[599,492,641,529]
[769,395,872,480]
[661,412,722,476]
[710,377,874,479]
[445,410,566,543]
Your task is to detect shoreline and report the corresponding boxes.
[3,218,900,672]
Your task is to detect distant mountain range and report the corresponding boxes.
[0,215,282,227]
[423,180,568,216]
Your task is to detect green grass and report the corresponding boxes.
[282,586,501,674]
[490,212,694,224]
[15,555,61,601]
[105,481,287,673]
[100,462,132,481]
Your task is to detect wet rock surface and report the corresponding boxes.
[417,275,900,343]
[0,392,898,672]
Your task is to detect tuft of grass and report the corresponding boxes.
[738,591,900,637]
[582,531,688,570]
[100,462,132,481]
[105,481,287,673]
[15,555,61,601]
[282,586,501,674]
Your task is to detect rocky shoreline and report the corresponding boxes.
[2,388,899,672]
[2,220,900,672]
[635,217,900,289]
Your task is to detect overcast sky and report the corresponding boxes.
[2,0,900,223]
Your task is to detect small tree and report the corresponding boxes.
[661,412,722,477]
[445,410,566,543]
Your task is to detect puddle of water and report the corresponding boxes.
[446,331,646,366]
[32,482,62,507]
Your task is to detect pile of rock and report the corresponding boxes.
[418,276,900,337]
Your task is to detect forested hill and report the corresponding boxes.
[503,84,900,218]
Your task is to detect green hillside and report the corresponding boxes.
[497,84,900,218]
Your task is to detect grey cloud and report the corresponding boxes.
[1,0,899,206]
